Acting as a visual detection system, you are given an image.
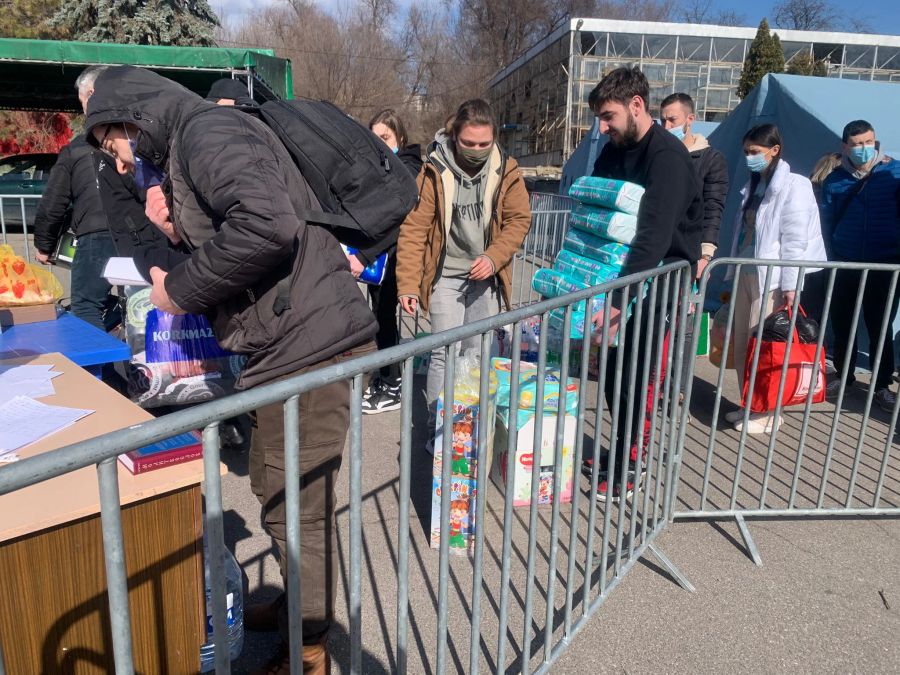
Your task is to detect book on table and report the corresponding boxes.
[118,431,202,475]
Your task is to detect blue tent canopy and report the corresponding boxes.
[709,73,900,264]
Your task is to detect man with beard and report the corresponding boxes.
[582,66,703,502]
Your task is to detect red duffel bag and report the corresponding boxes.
[741,306,826,413]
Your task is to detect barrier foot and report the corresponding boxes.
[647,543,695,593]
[735,513,763,566]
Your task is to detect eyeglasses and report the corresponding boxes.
[98,124,113,149]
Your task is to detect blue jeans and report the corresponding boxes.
[71,231,120,332]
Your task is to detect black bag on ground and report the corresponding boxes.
[258,99,419,249]
[761,306,819,344]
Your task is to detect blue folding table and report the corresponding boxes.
[0,313,131,377]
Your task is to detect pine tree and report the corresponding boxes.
[737,19,786,99]
[0,0,69,39]
[787,53,829,77]
[50,0,219,47]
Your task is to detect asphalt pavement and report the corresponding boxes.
[222,353,900,674]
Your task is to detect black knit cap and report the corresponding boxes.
[205,78,248,101]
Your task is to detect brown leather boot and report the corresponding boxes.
[251,640,331,675]
[243,595,283,632]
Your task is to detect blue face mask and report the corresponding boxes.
[745,153,769,173]
[849,144,876,167]
[668,125,686,141]
[126,130,166,191]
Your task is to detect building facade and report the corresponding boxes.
[489,18,900,167]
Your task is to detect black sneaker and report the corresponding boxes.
[825,376,855,401]
[874,387,897,412]
[362,382,401,414]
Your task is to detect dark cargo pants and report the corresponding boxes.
[249,343,373,645]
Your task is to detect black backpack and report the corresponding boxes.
[178,99,419,250]
[257,99,418,249]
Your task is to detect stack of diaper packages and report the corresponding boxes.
[531,176,644,341]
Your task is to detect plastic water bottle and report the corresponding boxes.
[199,539,244,672]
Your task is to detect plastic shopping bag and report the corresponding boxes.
[741,306,826,413]
[0,245,63,306]
[125,288,246,408]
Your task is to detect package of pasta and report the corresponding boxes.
[0,245,63,306]
[568,176,645,215]
[124,288,246,408]
[563,229,630,268]
[569,203,638,245]
[554,250,621,287]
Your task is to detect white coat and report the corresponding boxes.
[728,159,827,296]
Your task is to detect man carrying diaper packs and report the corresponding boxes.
[585,66,703,502]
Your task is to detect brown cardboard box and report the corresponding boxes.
[0,302,59,327]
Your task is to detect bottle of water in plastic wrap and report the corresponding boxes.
[199,539,244,672]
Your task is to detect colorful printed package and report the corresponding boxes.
[125,288,245,408]
[430,353,497,555]
[568,176,645,215]
[491,357,580,413]
[569,204,638,245]
[492,406,576,508]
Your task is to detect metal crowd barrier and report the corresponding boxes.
[672,258,900,565]
[0,262,695,675]
[0,194,41,262]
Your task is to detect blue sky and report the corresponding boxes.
[213,0,900,36]
[720,0,900,35]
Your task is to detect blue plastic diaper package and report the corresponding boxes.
[568,176,645,215]
[563,229,630,268]
[569,204,637,245]
[491,357,580,414]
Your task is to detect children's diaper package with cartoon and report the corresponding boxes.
[490,357,579,507]
[430,353,498,555]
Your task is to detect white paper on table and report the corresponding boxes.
[103,257,149,287]
[0,364,60,383]
[0,396,94,455]
[0,377,57,406]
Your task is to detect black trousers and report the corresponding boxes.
[603,292,671,472]
[368,254,399,379]
[830,268,900,390]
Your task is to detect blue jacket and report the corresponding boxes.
[820,158,900,262]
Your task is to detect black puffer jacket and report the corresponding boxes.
[33,135,107,253]
[688,141,729,249]
[85,66,377,389]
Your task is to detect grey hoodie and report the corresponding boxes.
[431,131,492,278]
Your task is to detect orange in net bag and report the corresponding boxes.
[0,245,64,306]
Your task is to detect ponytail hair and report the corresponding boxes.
[446,99,497,139]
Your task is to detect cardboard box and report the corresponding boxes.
[492,408,576,507]
[0,302,59,327]
[430,391,496,555]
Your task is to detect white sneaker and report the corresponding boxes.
[725,409,745,424]
[733,413,783,434]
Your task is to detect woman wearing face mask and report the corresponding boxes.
[396,99,531,448]
[359,109,423,413]
[724,123,827,433]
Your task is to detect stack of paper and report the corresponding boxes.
[103,257,149,287]
[0,396,94,457]
[0,364,62,407]
[0,364,94,461]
